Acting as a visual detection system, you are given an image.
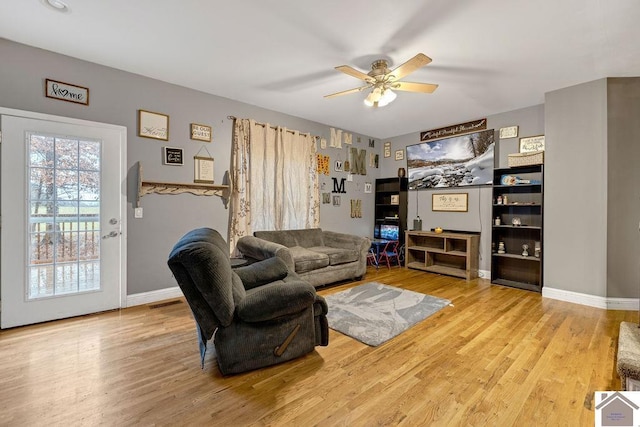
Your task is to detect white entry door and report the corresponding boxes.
[1,110,126,328]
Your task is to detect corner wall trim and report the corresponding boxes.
[542,286,638,310]
[126,286,183,307]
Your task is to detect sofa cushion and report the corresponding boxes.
[288,246,329,273]
[253,228,324,248]
[307,246,359,266]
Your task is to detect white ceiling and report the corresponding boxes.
[2,0,640,139]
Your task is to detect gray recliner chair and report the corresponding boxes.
[168,227,329,375]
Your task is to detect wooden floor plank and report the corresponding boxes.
[0,266,634,426]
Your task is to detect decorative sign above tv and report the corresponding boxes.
[406,129,495,189]
[419,118,486,142]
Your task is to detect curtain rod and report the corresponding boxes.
[227,115,319,140]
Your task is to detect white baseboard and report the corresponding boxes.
[542,286,639,310]
[477,269,491,280]
[126,286,183,307]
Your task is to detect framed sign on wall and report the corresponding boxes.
[163,147,183,165]
[432,193,468,212]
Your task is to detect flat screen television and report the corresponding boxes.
[406,129,495,189]
[380,224,399,241]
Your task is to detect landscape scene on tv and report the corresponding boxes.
[406,129,495,189]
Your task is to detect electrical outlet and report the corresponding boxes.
[134,207,143,218]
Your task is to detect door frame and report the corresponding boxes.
[0,107,128,313]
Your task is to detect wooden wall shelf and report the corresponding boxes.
[136,163,231,209]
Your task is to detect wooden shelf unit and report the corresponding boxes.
[405,230,479,280]
[374,177,407,244]
[491,164,543,292]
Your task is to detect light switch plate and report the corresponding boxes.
[134,207,143,218]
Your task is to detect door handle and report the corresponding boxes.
[102,230,121,239]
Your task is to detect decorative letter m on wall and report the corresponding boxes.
[350,148,367,175]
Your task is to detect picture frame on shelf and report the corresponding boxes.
[163,147,183,166]
[138,110,169,141]
[190,123,212,142]
[432,193,468,212]
[390,194,400,205]
[194,156,214,183]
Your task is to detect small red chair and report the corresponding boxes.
[378,240,400,269]
[366,246,379,269]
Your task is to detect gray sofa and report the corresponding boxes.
[236,228,370,288]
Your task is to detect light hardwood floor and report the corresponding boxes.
[0,267,634,426]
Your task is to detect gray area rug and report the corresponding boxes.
[325,282,451,346]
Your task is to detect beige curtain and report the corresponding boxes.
[229,118,319,253]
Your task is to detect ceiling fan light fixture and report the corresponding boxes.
[364,86,383,107]
[378,89,397,107]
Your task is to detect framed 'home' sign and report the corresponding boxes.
[45,78,89,105]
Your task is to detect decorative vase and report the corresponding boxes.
[497,241,506,254]
[398,167,406,178]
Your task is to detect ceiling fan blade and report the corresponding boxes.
[324,85,370,98]
[335,65,375,82]
[388,53,432,80]
[392,81,439,93]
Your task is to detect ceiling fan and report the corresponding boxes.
[324,53,438,108]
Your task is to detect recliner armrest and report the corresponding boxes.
[236,236,295,271]
[237,280,316,323]
[234,257,289,290]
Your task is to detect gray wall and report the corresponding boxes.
[379,105,545,274]
[545,79,609,296]
[0,39,379,295]
[607,78,640,298]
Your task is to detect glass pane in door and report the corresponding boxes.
[27,133,101,299]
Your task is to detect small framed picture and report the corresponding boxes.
[390,194,400,205]
[45,78,89,105]
[499,126,518,139]
[364,182,373,193]
[190,123,212,142]
[194,156,214,183]
[395,149,404,161]
[138,110,169,141]
[519,135,545,153]
[163,147,183,166]
[432,193,468,212]
[384,141,391,158]
[333,195,341,206]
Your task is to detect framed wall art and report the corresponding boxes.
[190,123,212,142]
[432,193,468,212]
[194,156,214,183]
[395,149,404,161]
[383,141,391,158]
[519,135,545,153]
[138,110,169,141]
[45,78,89,105]
[163,147,183,165]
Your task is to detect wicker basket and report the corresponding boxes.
[508,151,544,167]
